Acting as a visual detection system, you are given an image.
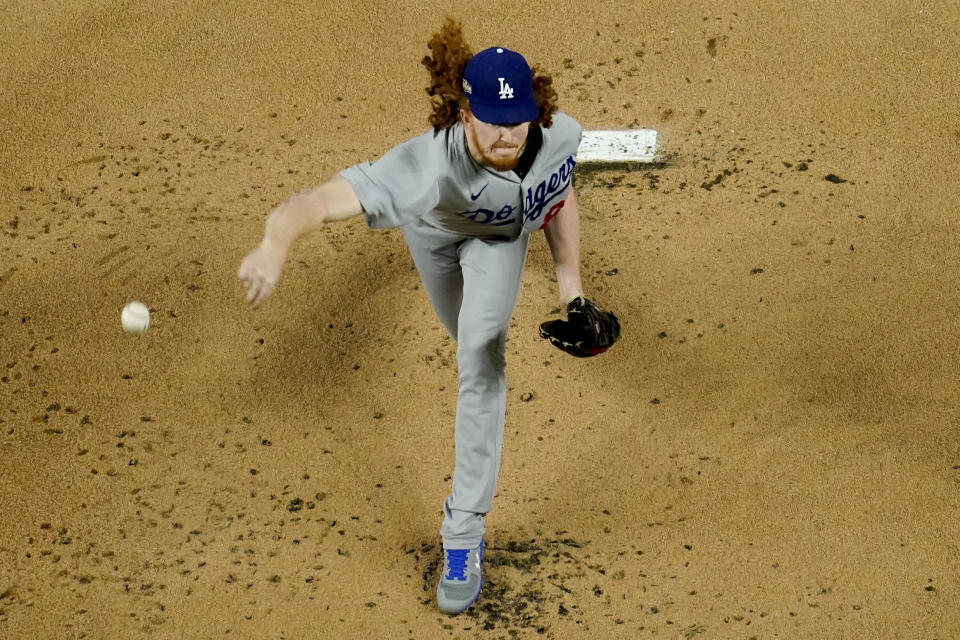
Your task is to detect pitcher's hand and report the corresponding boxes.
[238,240,287,309]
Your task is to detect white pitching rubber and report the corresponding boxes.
[577,129,658,163]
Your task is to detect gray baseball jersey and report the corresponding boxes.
[340,111,582,237]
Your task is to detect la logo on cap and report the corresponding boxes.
[462,46,539,124]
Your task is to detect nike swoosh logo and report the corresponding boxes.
[469,184,488,200]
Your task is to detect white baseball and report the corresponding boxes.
[121,301,150,333]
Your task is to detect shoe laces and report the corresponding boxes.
[443,548,470,581]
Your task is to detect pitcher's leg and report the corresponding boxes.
[401,221,464,340]
[440,233,530,548]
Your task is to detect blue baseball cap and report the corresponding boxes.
[462,47,539,125]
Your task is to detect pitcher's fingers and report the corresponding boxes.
[251,281,274,309]
[238,274,252,296]
[246,280,262,307]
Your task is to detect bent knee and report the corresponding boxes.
[457,330,507,368]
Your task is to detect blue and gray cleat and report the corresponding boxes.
[436,540,484,615]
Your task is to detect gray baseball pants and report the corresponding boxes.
[401,219,530,550]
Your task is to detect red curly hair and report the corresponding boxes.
[422,18,559,131]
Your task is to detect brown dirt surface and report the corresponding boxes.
[2,2,959,638]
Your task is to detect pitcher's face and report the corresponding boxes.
[461,109,531,172]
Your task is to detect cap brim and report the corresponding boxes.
[469,100,540,125]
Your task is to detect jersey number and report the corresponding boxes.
[539,200,565,230]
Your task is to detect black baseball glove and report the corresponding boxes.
[539,296,621,358]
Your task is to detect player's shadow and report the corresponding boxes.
[264,224,433,393]
[260,222,454,535]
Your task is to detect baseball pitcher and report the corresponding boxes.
[238,19,620,615]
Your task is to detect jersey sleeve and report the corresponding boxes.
[339,135,441,229]
[555,111,583,160]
